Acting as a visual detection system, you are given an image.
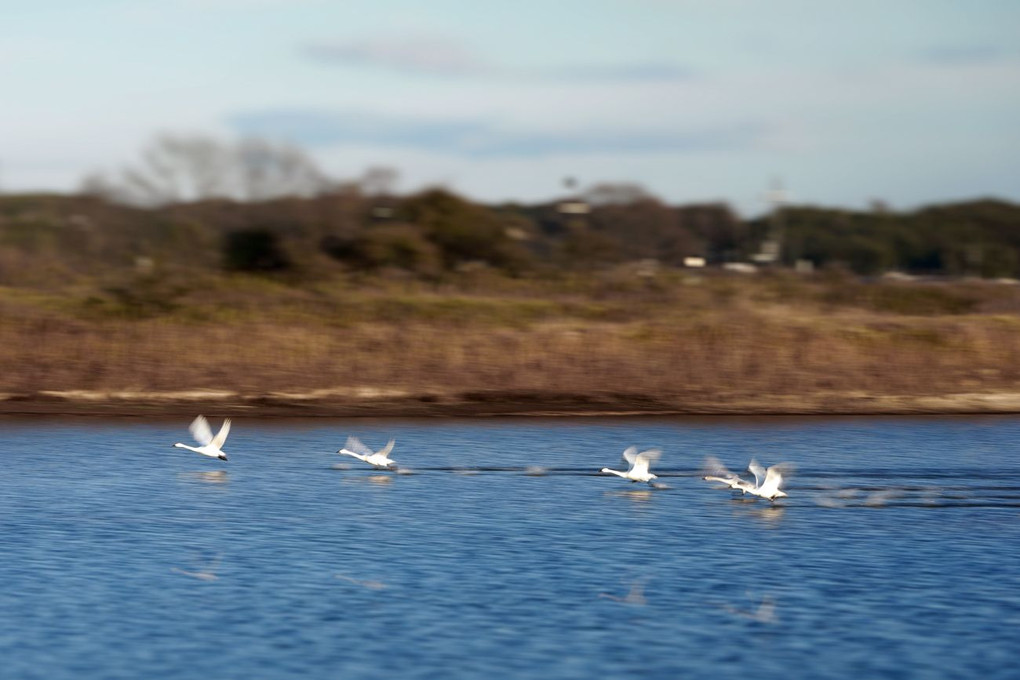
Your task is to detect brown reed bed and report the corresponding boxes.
[3,273,1020,414]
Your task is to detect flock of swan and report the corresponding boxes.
[172,415,792,502]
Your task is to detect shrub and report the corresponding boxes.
[322,224,441,276]
[223,229,291,272]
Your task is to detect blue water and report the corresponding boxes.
[1,416,1018,679]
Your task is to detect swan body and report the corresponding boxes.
[601,446,661,484]
[172,415,230,461]
[339,436,397,469]
[702,455,756,493]
[745,458,790,502]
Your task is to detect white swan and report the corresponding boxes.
[746,458,790,502]
[600,446,661,484]
[338,436,397,469]
[702,455,756,493]
[172,415,230,461]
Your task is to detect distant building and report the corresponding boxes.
[557,201,590,215]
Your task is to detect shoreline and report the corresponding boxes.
[4,389,1020,418]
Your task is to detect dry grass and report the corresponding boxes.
[4,272,1020,402]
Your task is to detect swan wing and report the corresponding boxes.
[630,449,661,476]
[189,415,214,446]
[636,449,661,465]
[621,446,639,466]
[748,459,766,488]
[703,456,735,480]
[377,439,395,457]
[759,465,790,496]
[210,418,231,450]
[343,436,374,457]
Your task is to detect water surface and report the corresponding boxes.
[1,416,1018,679]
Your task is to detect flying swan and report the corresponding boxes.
[172,415,231,461]
[702,455,756,493]
[338,436,397,469]
[601,446,661,484]
[745,458,790,502]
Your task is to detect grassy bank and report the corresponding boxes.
[3,271,1020,415]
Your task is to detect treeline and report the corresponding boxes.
[1,187,1018,286]
[759,200,1020,277]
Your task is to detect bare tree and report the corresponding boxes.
[86,134,333,206]
[358,166,400,196]
[236,138,332,202]
[125,135,232,205]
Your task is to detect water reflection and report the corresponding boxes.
[335,574,388,590]
[599,579,647,606]
[177,470,229,485]
[742,505,786,525]
[719,592,778,624]
[606,489,655,502]
[341,474,394,486]
[172,554,222,581]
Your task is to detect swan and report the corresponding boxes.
[338,436,397,469]
[172,415,230,461]
[600,446,661,484]
[702,455,756,493]
[746,458,790,502]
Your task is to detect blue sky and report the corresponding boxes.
[1,0,1018,214]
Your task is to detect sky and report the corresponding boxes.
[1,0,1018,215]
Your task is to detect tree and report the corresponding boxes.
[399,188,512,269]
[358,166,400,196]
[677,204,745,263]
[583,182,654,206]
[235,138,332,202]
[587,197,701,264]
[84,134,332,206]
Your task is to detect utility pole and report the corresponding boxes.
[557,176,589,229]
[753,177,788,265]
